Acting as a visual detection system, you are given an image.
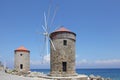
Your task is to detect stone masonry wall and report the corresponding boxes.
[14,51,30,73]
[50,32,76,77]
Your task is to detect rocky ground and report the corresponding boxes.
[0,70,111,80]
[0,71,51,80]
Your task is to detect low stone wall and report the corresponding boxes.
[56,78,87,80]
[48,75,88,80]
[89,75,112,80]
[0,66,4,71]
[4,70,112,80]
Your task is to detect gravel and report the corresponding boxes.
[0,71,51,80]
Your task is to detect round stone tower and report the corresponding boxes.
[50,27,77,77]
[14,46,30,73]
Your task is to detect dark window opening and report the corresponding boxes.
[20,64,23,69]
[63,40,67,46]
[62,62,67,72]
[20,54,22,56]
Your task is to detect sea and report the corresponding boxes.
[31,68,120,80]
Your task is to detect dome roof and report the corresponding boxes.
[15,46,30,52]
[50,26,76,36]
[55,27,71,32]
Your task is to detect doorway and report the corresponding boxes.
[62,62,67,72]
[20,64,23,69]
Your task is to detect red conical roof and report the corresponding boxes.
[50,26,76,38]
[15,46,30,52]
[55,27,71,32]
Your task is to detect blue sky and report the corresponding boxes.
[0,0,120,69]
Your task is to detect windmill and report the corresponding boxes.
[39,3,58,64]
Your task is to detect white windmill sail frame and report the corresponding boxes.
[42,12,56,53]
[39,2,58,64]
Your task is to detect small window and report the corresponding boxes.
[20,54,22,56]
[20,64,23,69]
[63,40,67,46]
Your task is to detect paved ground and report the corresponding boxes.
[0,71,51,80]
[0,71,89,80]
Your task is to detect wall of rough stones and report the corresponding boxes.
[14,51,30,73]
[50,32,76,76]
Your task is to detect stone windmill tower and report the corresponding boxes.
[50,27,77,77]
[14,46,30,73]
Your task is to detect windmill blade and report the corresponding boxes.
[49,38,56,51]
[42,25,47,32]
[36,30,44,35]
[39,1,58,64]
[40,35,47,64]
[47,0,52,23]
[46,36,49,55]
[49,5,58,30]
[44,12,48,31]
[40,38,45,64]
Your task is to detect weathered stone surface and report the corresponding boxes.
[50,29,76,77]
[14,49,30,73]
[0,65,4,71]
[89,75,112,80]
[48,74,88,80]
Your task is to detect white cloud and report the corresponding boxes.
[30,54,50,65]
[77,59,88,64]
[43,54,50,63]
[30,60,41,65]
[31,54,120,68]
[77,59,120,64]
[76,59,120,68]
[95,59,120,64]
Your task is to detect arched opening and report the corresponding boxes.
[20,64,23,69]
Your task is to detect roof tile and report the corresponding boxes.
[15,46,29,52]
[55,27,71,32]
